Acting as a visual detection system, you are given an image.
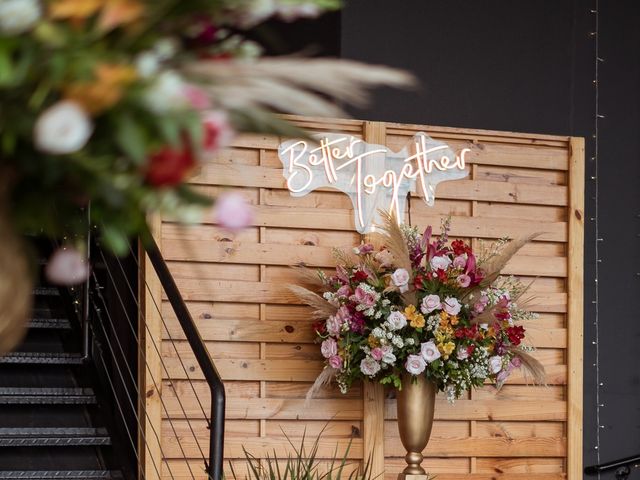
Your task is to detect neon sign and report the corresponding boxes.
[278,133,470,233]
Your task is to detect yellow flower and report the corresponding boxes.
[98,0,144,31]
[65,63,137,114]
[404,305,425,328]
[49,0,144,31]
[368,334,379,348]
[449,315,459,326]
[439,341,455,359]
[410,313,425,329]
[49,0,102,21]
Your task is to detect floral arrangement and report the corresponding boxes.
[0,0,413,353]
[293,213,544,401]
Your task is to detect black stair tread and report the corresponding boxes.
[0,471,122,479]
[0,428,111,447]
[0,387,96,405]
[0,353,83,365]
[28,318,71,330]
[32,287,59,297]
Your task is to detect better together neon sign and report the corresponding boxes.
[278,132,470,233]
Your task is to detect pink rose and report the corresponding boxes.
[354,243,374,255]
[510,356,522,369]
[370,347,383,361]
[443,297,462,316]
[430,255,452,271]
[336,285,351,298]
[391,268,410,293]
[375,249,394,267]
[328,355,343,369]
[46,247,90,286]
[405,354,427,375]
[214,191,254,230]
[360,357,381,376]
[320,338,337,358]
[457,274,471,288]
[452,255,467,269]
[420,341,441,363]
[420,294,441,314]
[354,286,376,308]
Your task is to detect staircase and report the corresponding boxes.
[0,252,126,478]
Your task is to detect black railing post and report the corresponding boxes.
[144,234,226,480]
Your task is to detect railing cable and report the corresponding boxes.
[90,264,202,479]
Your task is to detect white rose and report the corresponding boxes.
[320,338,337,359]
[34,101,93,154]
[420,341,441,363]
[381,346,396,365]
[360,357,381,377]
[135,51,160,78]
[443,297,462,316]
[391,268,410,293]
[0,0,41,35]
[277,4,321,22]
[489,355,503,374]
[405,354,426,375]
[386,311,407,331]
[144,70,188,112]
[45,247,90,286]
[430,255,452,271]
[456,346,469,361]
[421,294,441,314]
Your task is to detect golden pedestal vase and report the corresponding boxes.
[396,373,437,480]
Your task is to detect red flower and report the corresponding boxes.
[413,273,425,289]
[466,344,476,356]
[145,143,195,186]
[506,325,526,346]
[436,269,447,282]
[352,270,369,282]
[451,239,471,256]
[312,320,326,335]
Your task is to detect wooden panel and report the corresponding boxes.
[146,117,583,479]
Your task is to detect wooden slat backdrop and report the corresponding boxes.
[142,116,584,480]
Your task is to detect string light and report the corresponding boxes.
[590,2,603,475]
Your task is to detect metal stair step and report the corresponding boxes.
[0,428,111,447]
[0,353,83,365]
[0,471,122,479]
[28,318,71,330]
[32,287,59,297]
[0,388,96,405]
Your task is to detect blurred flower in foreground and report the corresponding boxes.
[0,0,41,35]
[145,143,195,187]
[214,192,254,230]
[34,101,93,154]
[46,247,90,286]
[203,111,234,152]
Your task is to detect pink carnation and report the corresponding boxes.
[214,191,254,230]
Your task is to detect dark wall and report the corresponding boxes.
[340,0,640,476]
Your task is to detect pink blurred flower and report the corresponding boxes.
[452,255,466,269]
[46,247,90,286]
[214,192,254,230]
[353,286,376,308]
[183,84,212,110]
[336,285,351,298]
[202,111,234,152]
[456,274,471,287]
[320,338,337,358]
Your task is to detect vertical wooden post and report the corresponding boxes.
[362,121,386,479]
[567,137,585,479]
[139,214,164,480]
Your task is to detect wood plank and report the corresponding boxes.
[567,137,585,480]
[140,215,163,480]
[384,436,566,457]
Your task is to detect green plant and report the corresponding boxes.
[230,428,374,480]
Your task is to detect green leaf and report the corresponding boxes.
[0,43,14,86]
[115,114,148,164]
[101,225,130,256]
[156,114,181,147]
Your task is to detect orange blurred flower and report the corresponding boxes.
[49,0,144,31]
[65,63,137,114]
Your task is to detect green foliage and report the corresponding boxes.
[230,428,375,480]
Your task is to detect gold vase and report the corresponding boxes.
[396,373,436,479]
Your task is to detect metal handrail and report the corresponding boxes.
[144,234,226,480]
[585,453,640,479]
